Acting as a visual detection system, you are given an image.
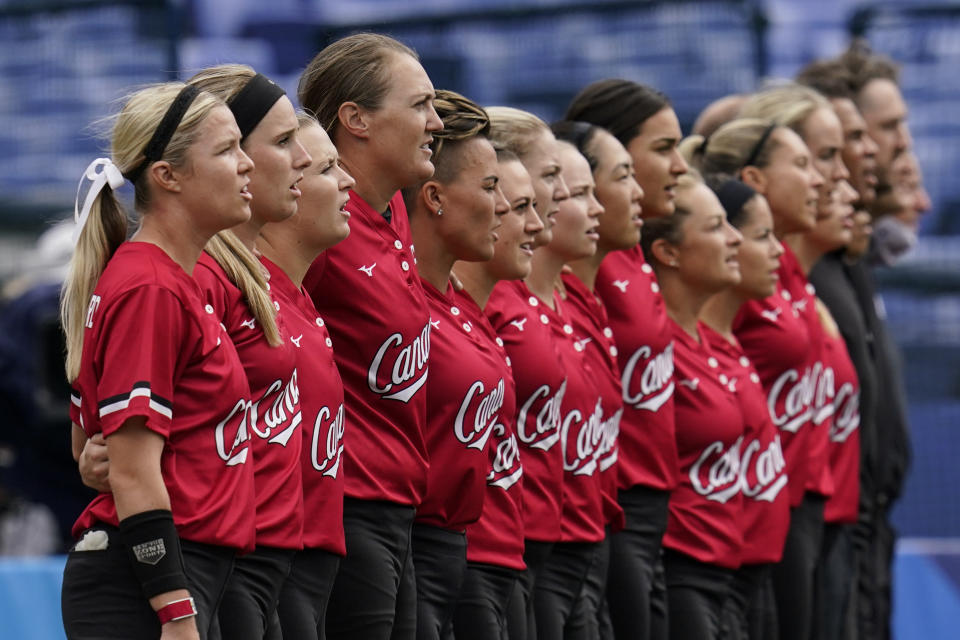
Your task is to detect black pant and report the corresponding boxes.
[276,547,341,640]
[720,563,776,640]
[570,531,612,640]
[662,548,734,640]
[412,523,468,640]
[452,562,521,640]
[62,525,235,640]
[814,522,857,640]
[534,541,598,640]
[218,545,296,640]
[507,539,554,640]
[854,506,895,640]
[607,485,670,640]
[325,498,417,640]
[772,492,826,640]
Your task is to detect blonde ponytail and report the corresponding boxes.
[61,189,128,382]
[205,231,282,347]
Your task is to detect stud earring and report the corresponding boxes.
[437,208,444,216]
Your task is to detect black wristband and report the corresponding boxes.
[118,509,188,598]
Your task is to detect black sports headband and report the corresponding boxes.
[228,73,286,141]
[714,179,757,219]
[124,85,201,183]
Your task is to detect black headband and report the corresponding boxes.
[714,179,757,219]
[228,73,286,141]
[124,85,201,183]
[742,123,778,169]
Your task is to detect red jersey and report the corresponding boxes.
[702,325,790,565]
[71,242,255,551]
[415,280,510,530]
[485,281,566,542]
[595,247,678,492]
[663,320,744,569]
[262,257,346,555]
[561,273,625,531]
[822,331,861,524]
[782,263,832,499]
[303,191,430,506]
[195,252,303,550]
[733,246,815,507]
[458,290,525,570]
[546,295,606,545]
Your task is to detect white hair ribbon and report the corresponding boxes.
[73,158,125,246]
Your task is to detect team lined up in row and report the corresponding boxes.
[61,33,919,640]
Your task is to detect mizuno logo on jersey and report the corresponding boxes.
[678,378,700,390]
[611,280,630,293]
[358,263,377,277]
[509,318,527,331]
[760,308,782,323]
[241,317,257,330]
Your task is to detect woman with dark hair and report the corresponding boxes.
[61,83,255,640]
[697,179,790,640]
[640,174,745,640]
[401,88,512,639]
[563,80,687,640]
[551,119,644,637]
[450,149,543,640]
[297,34,442,639]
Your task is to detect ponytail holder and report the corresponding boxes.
[73,158,125,246]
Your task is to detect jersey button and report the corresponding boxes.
[563,324,573,334]
[394,240,404,250]
[528,296,539,307]
[539,314,549,324]
[451,306,461,316]
[708,357,719,368]
[401,260,410,271]
[204,304,214,314]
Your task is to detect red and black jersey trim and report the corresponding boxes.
[98,381,173,420]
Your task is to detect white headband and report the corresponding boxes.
[73,158,125,246]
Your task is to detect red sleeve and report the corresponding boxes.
[70,387,82,427]
[93,285,190,439]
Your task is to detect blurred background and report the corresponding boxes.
[0,0,957,637]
